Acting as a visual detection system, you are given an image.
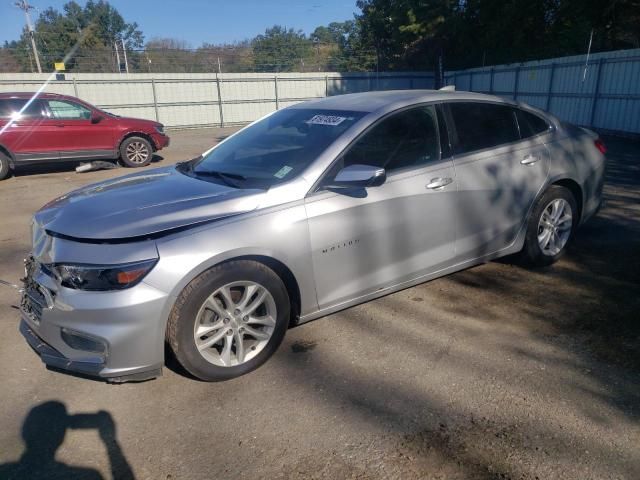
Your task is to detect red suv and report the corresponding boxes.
[0,92,170,180]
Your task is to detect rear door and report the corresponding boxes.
[0,98,60,162]
[45,99,115,158]
[305,104,457,309]
[445,102,549,261]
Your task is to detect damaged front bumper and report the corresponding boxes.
[19,255,170,383]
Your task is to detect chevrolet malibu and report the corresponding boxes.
[19,90,606,382]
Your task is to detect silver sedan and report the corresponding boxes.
[19,90,606,382]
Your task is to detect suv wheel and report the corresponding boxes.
[521,185,578,266]
[0,152,11,180]
[167,260,290,381]
[119,136,152,167]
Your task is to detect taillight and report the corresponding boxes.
[594,138,607,155]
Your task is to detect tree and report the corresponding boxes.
[144,37,194,73]
[196,41,254,73]
[309,21,373,71]
[251,26,313,72]
[5,0,144,72]
[0,42,22,72]
[353,0,640,72]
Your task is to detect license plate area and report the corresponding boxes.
[20,256,50,324]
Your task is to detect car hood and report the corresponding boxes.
[111,115,160,128]
[34,166,265,240]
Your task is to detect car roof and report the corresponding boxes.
[0,92,74,100]
[291,89,517,114]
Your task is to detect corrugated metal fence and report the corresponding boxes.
[0,72,433,129]
[1,49,637,135]
[445,48,640,136]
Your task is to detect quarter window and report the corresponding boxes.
[449,102,520,154]
[47,100,92,120]
[336,105,440,174]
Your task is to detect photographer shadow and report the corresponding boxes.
[0,401,134,480]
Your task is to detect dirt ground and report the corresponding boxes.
[0,128,638,480]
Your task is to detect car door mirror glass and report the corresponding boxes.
[91,113,104,124]
[326,164,386,189]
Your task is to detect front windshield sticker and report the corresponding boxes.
[274,165,293,179]
[306,114,348,126]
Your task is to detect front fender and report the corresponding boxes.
[144,203,317,337]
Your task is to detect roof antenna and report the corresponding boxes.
[439,85,455,92]
[582,29,594,83]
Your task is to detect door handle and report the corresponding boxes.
[426,177,453,190]
[521,154,539,166]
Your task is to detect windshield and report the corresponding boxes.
[187,108,366,189]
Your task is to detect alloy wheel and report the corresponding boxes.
[537,198,572,256]
[193,281,277,367]
[125,141,150,164]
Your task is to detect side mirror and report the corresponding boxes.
[326,164,386,189]
[90,113,104,124]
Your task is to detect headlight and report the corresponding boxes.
[155,125,165,135]
[47,259,157,291]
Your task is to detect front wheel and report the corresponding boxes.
[119,136,152,168]
[166,260,290,381]
[521,185,578,266]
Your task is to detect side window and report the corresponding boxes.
[449,102,520,155]
[47,100,92,120]
[515,109,551,138]
[0,99,46,119]
[335,105,440,177]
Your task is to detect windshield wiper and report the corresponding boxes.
[192,169,246,188]
[175,156,202,173]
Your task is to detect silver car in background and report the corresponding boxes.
[20,90,606,382]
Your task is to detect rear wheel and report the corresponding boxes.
[119,136,152,168]
[0,152,11,180]
[166,260,290,381]
[521,185,578,266]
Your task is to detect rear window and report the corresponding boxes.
[0,98,46,119]
[449,102,520,155]
[516,109,551,138]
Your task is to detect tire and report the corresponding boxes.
[0,152,11,180]
[166,260,290,381]
[521,185,578,267]
[119,136,152,168]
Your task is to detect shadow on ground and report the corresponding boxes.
[0,401,134,480]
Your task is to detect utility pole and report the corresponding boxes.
[15,0,42,73]
[114,41,121,73]
[121,38,129,73]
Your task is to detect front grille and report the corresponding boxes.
[20,256,47,323]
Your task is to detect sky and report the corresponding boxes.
[1,0,360,46]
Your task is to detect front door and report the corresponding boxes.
[45,99,115,158]
[305,105,457,310]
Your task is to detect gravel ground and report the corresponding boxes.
[0,128,638,480]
